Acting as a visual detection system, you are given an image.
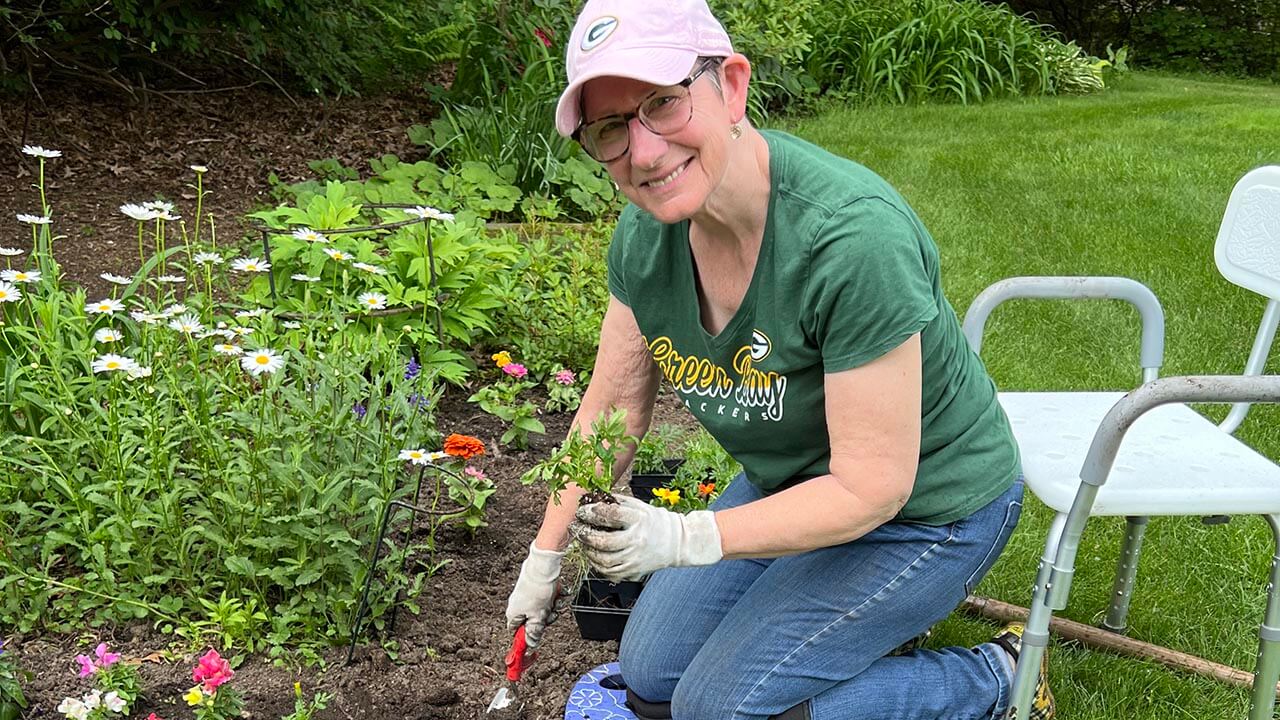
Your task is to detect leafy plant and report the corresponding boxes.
[631,424,685,475]
[650,429,740,513]
[521,408,633,503]
[544,365,583,414]
[467,367,545,449]
[0,640,30,714]
[282,684,332,720]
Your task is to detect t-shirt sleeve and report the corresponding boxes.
[606,215,630,307]
[803,197,938,373]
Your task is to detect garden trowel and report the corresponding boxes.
[485,624,537,717]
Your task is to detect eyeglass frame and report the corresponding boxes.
[572,57,723,163]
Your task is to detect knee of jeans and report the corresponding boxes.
[619,628,675,703]
[670,676,742,720]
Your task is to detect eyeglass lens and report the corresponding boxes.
[582,85,694,162]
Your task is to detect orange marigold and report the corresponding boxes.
[697,482,716,497]
[443,433,486,460]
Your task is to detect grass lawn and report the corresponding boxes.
[780,72,1280,717]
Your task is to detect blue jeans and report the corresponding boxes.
[619,474,1024,720]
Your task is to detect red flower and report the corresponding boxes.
[534,28,553,48]
[147,714,164,720]
[192,648,234,691]
[444,434,486,460]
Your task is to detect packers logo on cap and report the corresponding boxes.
[581,16,619,51]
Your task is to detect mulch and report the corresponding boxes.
[1,84,695,719]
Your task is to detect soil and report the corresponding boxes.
[1,84,701,720]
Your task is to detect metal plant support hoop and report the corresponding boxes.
[346,462,476,664]
[253,204,448,344]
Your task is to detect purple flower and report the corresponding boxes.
[352,403,368,419]
[502,363,527,379]
[407,393,431,411]
[554,369,575,386]
[404,356,421,381]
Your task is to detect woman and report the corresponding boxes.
[505,1,1053,718]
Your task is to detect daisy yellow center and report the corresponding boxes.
[409,451,423,459]
[255,356,270,365]
[0,291,8,299]
[366,298,378,305]
[15,274,27,280]
[98,304,110,311]
[107,361,121,369]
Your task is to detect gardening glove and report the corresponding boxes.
[505,541,564,649]
[571,495,723,581]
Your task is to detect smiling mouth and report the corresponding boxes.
[641,158,692,188]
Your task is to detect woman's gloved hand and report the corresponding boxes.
[505,541,565,648]
[572,495,723,581]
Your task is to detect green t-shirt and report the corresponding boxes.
[607,130,1019,524]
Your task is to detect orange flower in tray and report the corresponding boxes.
[443,433,486,461]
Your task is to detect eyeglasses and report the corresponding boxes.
[574,59,720,163]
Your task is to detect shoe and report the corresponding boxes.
[990,622,1055,720]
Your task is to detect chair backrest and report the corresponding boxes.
[1213,165,1280,434]
[1216,165,1280,301]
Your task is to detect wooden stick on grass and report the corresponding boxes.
[961,595,1280,696]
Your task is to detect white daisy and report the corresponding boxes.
[158,211,181,222]
[100,272,132,285]
[142,201,175,214]
[192,252,223,265]
[0,281,22,303]
[17,213,51,225]
[210,328,236,339]
[352,262,387,275]
[292,228,329,243]
[404,206,456,222]
[168,313,204,335]
[118,204,157,221]
[240,348,284,376]
[213,343,243,355]
[291,274,320,282]
[235,308,266,318]
[281,320,302,329]
[156,274,186,283]
[323,248,350,262]
[189,165,208,173]
[0,269,40,283]
[129,310,160,325]
[94,328,123,343]
[0,247,24,256]
[231,257,271,273]
[357,292,387,310]
[86,298,125,315]
[126,365,152,380]
[160,303,187,317]
[92,354,138,374]
[22,145,61,158]
[399,448,431,465]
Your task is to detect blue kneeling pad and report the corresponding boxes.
[564,662,635,720]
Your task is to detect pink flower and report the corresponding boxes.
[554,369,575,386]
[464,466,487,481]
[534,28,553,48]
[502,363,528,379]
[192,648,234,691]
[75,654,96,678]
[95,643,121,667]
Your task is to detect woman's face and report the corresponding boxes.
[580,69,732,224]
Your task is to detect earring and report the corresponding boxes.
[729,124,742,140]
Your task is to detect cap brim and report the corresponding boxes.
[555,47,700,137]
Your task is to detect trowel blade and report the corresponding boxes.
[486,685,516,712]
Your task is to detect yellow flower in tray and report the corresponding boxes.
[653,488,681,506]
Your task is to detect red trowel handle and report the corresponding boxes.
[505,625,537,682]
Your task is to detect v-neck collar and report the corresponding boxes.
[679,133,778,347]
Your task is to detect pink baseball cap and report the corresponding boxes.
[554,0,734,138]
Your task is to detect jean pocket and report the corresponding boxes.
[963,498,1023,595]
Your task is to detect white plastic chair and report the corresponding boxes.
[962,165,1280,719]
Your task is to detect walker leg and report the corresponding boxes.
[1247,515,1280,720]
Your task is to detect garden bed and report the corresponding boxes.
[9,387,696,720]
